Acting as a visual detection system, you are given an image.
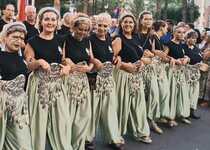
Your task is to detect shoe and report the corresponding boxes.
[200,101,209,107]
[109,143,125,150]
[151,121,163,134]
[85,141,95,150]
[168,120,178,127]
[190,109,200,119]
[158,118,168,124]
[181,118,191,125]
[137,136,152,144]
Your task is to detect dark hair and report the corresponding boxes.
[153,20,166,32]
[165,19,174,26]
[194,28,201,44]
[188,23,195,29]
[138,11,152,33]
[118,14,137,35]
[1,3,15,11]
[186,30,198,39]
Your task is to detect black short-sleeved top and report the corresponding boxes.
[117,33,144,63]
[90,33,113,63]
[65,34,90,64]
[0,50,28,80]
[23,21,39,42]
[57,25,71,37]
[182,44,203,65]
[167,40,185,59]
[28,35,62,64]
[137,32,152,51]
[150,34,164,51]
[0,19,7,32]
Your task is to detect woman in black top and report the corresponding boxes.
[112,13,151,144]
[143,20,172,131]
[183,31,203,119]
[63,14,93,150]
[137,11,154,57]
[86,13,124,150]
[138,16,166,133]
[166,25,191,125]
[0,22,32,150]
[24,7,71,150]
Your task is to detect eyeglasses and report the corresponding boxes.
[10,35,25,41]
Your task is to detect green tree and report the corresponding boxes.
[129,0,144,17]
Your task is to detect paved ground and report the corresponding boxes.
[45,106,210,150]
[97,107,210,150]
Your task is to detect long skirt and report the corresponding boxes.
[27,67,71,150]
[113,68,150,139]
[176,66,190,118]
[186,65,200,110]
[0,75,32,150]
[156,63,170,119]
[65,72,91,150]
[199,61,210,101]
[143,64,160,121]
[86,66,123,144]
[166,66,178,120]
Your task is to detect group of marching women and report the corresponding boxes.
[0,6,209,150]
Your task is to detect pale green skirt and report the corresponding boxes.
[186,65,200,110]
[87,71,123,144]
[27,68,71,150]
[176,66,190,118]
[113,68,150,139]
[143,64,160,121]
[0,75,32,150]
[157,63,170,119]
[166,66,178,120]
[65,71,91,150]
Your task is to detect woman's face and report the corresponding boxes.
[121,16,135,34]
[5,31,25,52]
[41,12,58,33]
[140,14,153,29]
[161,24,168,35]
[73,22,89,40]
[187,37,197,46]
[96,19,110,37]
[174,27,185,41]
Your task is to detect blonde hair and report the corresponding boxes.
[96,12,112,26]
[72,13,92,31]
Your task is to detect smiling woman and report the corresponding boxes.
[24,7,72,150]
[112,12,152,144]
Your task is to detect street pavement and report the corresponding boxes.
[45,106,210,150]
[97,107,210,150]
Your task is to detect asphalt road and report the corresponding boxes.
[97,107,210,150]
[45,106,210,150]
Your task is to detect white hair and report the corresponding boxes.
[25,5,36,14]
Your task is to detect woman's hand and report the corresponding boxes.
[60,64,71,76]
[75,64,92,73]
[120,62,137,73]
[175,59,182,65]
[113,56,121,68]
[143,50,154,58]
[91,58,104,70]
[38,59,51,72]
[153,50,167,59]
[170,57,176,67]
[181,56,190,65]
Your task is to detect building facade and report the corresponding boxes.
[195,0,210,28]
